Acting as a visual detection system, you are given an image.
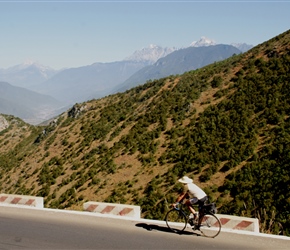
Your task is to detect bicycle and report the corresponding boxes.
[165,201,221,238]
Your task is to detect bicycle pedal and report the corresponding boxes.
[188,218,194,226]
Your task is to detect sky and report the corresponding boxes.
[0,0,289,70]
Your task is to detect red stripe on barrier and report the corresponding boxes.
[233,220,253,230]
[25,199,35,205]
[202,215,222,227]
[119,208,133,216]
[0,196,8,202]
[101,205,115,214]
[11,197,21,204]
[219,217,231,225]
[87,204,98,212]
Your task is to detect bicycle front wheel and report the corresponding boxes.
[199,213,221,238]
[165,209,187,233]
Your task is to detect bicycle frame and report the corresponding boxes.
[174,203,190,218]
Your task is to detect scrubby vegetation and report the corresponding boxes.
[0,30,289,236]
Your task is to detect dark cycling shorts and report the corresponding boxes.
[189,196,208,207]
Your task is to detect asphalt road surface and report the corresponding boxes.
[0,206,289,249]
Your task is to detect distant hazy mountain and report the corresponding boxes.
[231,43,253,52]
[0,61,59,89]
[114,44,242,93]
[0,37,253,96]
[33,61,150,105]
[0,81,64,125]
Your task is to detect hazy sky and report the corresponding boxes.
[0,0,289,69]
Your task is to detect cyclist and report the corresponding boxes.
[173,176,208,224]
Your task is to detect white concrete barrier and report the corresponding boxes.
[84,201,141,219]
[216,214,259,233]
[0,193,259,233]
[0,193,44,208]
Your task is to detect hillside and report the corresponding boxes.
[33,61,149,105]
[0,29,289,236]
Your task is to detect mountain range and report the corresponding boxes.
[0,37,253,124]
[0,60,59,89]
[115,44,242,93]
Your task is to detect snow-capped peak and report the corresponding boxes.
[125,44,177,64]
[23,59,36,66]
[1,60,58,86]
[190,36,216,47]
[7,60,54,73]
[148,44,158,49]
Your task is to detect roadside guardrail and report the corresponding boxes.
[83,201,141,219]
[0,193,259,233]
[0,193,43,208]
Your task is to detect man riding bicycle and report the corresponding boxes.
[173,176,208,224]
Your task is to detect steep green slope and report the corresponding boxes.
[0,29,289,236]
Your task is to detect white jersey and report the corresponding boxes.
[185,183,206,199]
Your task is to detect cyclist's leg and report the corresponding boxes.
[197,196,208,211]
[187,197,199,217]
[197,196,208,225]
[198,196,208,206]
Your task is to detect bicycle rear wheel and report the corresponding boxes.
[199,213,221,238]
[165,209,187,233]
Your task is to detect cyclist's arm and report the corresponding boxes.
[177,184,190,203]
[175,192,187,203]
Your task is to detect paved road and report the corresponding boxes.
[0,206,289,249]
